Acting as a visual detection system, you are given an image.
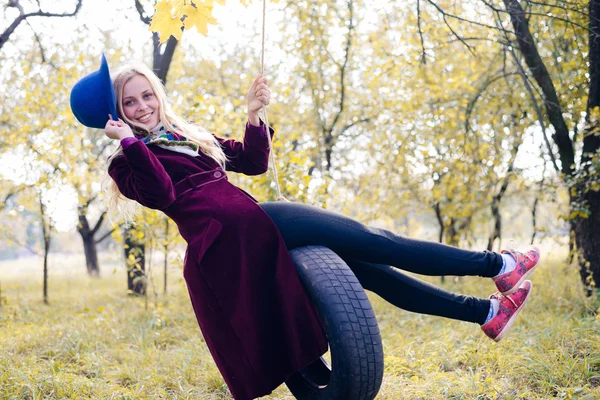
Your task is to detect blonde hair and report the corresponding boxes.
[102,61,227,222]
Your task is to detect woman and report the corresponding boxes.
[71,56,539,400]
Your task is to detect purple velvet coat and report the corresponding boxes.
[108,121,328,399]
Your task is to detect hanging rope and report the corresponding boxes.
[260,0,287,202]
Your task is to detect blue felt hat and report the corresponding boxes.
[70,53,118,129]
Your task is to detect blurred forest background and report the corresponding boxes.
[1,0,600,398]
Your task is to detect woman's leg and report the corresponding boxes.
[347,259,490,324]
[259,202,491,324]
[260,202,503,278]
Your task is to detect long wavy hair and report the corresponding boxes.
[101,62,227,222]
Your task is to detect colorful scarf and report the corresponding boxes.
[134,123,199,153]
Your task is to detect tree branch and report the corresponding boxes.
[91,211,106,236]
[1,0,83,50]
[1,186,28,210]
[95,225,121,245]
[523,0,590,17]
[424,0,503,32]
[3,235,42,257]
[417,0,427,64]
[441,13,477,57]
[328,0,355,135]
[134,0,152,24]
[502,0,574,175]
[504,40,561,172]
[480,0,591,31]
[464,70,520,136]
[25,20,46,64]
[339,118,371,138]
[504,0,564,175]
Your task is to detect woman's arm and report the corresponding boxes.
[215,119,274,175]
[215,74,274,175]
[108,137,176,210]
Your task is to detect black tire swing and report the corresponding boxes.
[256,2,384,398]
[284,246,384,400]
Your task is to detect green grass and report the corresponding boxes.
[1,248,599,399]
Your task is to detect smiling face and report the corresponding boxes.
[121,75,161,130]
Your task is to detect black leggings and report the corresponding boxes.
[259,202,504,325]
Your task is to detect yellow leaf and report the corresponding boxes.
[182,3,217,36]
[150,0,184,43]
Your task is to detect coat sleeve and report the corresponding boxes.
[214,119,275,176]
[108,137,176,210]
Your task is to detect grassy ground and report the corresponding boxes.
[1,247,599,399]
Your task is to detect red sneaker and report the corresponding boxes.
[481,280,532,342]
[493,246,540,295]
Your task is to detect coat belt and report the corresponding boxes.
[174,168,227,198]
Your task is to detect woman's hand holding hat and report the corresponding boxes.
[105,115,135,141]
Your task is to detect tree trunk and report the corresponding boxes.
[82,234,100,277]
[531,150,546,246]
[530,196,539,245]
[487,201,501,251]
[76,204,115,277]
[588,1,600,120]
[39,198,51,305]
[574,0,600,294]
[43,239,49,304]
[77,210,100,277]
[568,225,576,264]
[574,191,600,294]
[124,224,144,294]
[124,225,146,296]
[446,219,460,247]
[432,203,446,283]
[153,35,178,84]
[434,203,444,243]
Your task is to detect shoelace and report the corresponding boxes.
[492,291,518,309]
[504,240,534,263]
